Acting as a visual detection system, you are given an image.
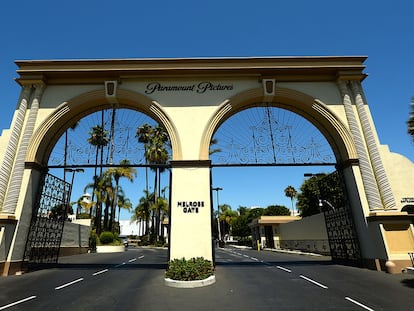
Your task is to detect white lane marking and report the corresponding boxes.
[299,275,328,289]
[250,257,259,261]
[243,254,249,258]
[128,258,137,263]
[55,278,84,290]
[115,262,126,268]
[92,269,108,276]
[276,265,292,273]
[345,297,375,311]
[0,296,36,310]
[138,255,144,259]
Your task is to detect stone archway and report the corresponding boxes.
[26,88,182,167]
[1,57,413,275]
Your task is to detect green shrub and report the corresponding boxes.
[165,257,214,281]
[99,231,114,245]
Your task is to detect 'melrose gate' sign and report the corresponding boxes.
[177,201,205,213]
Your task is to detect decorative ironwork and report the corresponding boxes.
[48,108,170,167]
[23,173,71,266]
[211,105,335,166]
[324,207,361,263]
[319,172,362,264]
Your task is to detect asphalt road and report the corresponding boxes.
[0,247,413,310]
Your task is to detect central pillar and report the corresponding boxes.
[169,160,213,261]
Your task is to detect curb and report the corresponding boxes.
[164,275,216,288]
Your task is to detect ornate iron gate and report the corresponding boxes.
[318,172,362,265]
[23,173,71,268]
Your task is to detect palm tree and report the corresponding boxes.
[209,138,221,155]
[116,191,132,224]
[219,204,238,237]
[284,185,297,215]
[105,160,137,232]
[136,124,153,194]
[84,172,113,234]
[87,124,109,215]
[132,190,155,238]
[136,124,170,241]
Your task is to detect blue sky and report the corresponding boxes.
[0,0,413,219]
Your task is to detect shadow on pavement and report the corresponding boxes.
[401,278,414,288]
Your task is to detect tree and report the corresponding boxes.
[264,205,291,216]
[136,123,153,194]
[87,124,109,216]
[105,159,137,232]
[407,96,414,142]
[231,212,251,241]
[296,173,344,217]
[218,204,238,237]
[209,138,221,155]
[132,190,155,237]
[296,176,322,217]
[136,123,170,241]
[284,185,297,215]
[116,190,132,229]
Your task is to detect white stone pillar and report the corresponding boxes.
[169,161,213,261]
[0,86,32,209]
[338,81,383,210]
[351,81,396,210]
[3,84,45,214]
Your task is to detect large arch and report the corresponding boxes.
[26,88,181,167]
[1,56,413,276]
[200,87,357,165]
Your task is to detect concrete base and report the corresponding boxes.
[164,275,216,288]
[96,245,126,253]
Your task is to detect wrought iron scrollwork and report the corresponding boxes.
[318,172,362,263]
[211,105,335,166]
[24,173,71,266]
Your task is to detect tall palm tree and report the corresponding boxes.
[136,124,170,241]
[136,124,153,194]
[84,172,113,234]
[87,124,109,216]
[284,185,297,215]
[132,190,155,237]
[117,191,132,224]
[105,159,137,232]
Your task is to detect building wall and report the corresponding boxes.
[279,213,330,255]
[59,221,91,256]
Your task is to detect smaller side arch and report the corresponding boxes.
[200,87,358,165]
[26,88,182,166]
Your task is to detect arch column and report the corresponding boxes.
[3,84,45,214]
[338,80,383,211]
[350,81,396,210]
[0,86,32,209]
[169,160,213,262]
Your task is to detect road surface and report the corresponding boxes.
[0,246,413,310]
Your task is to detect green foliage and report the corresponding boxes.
[231,212,251,239]
[165,257,214,281]
[247,207,265,223]
[263,205,291,216]
[297,172,344,217]
[49,204,71,220]
[99,231,115,244]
